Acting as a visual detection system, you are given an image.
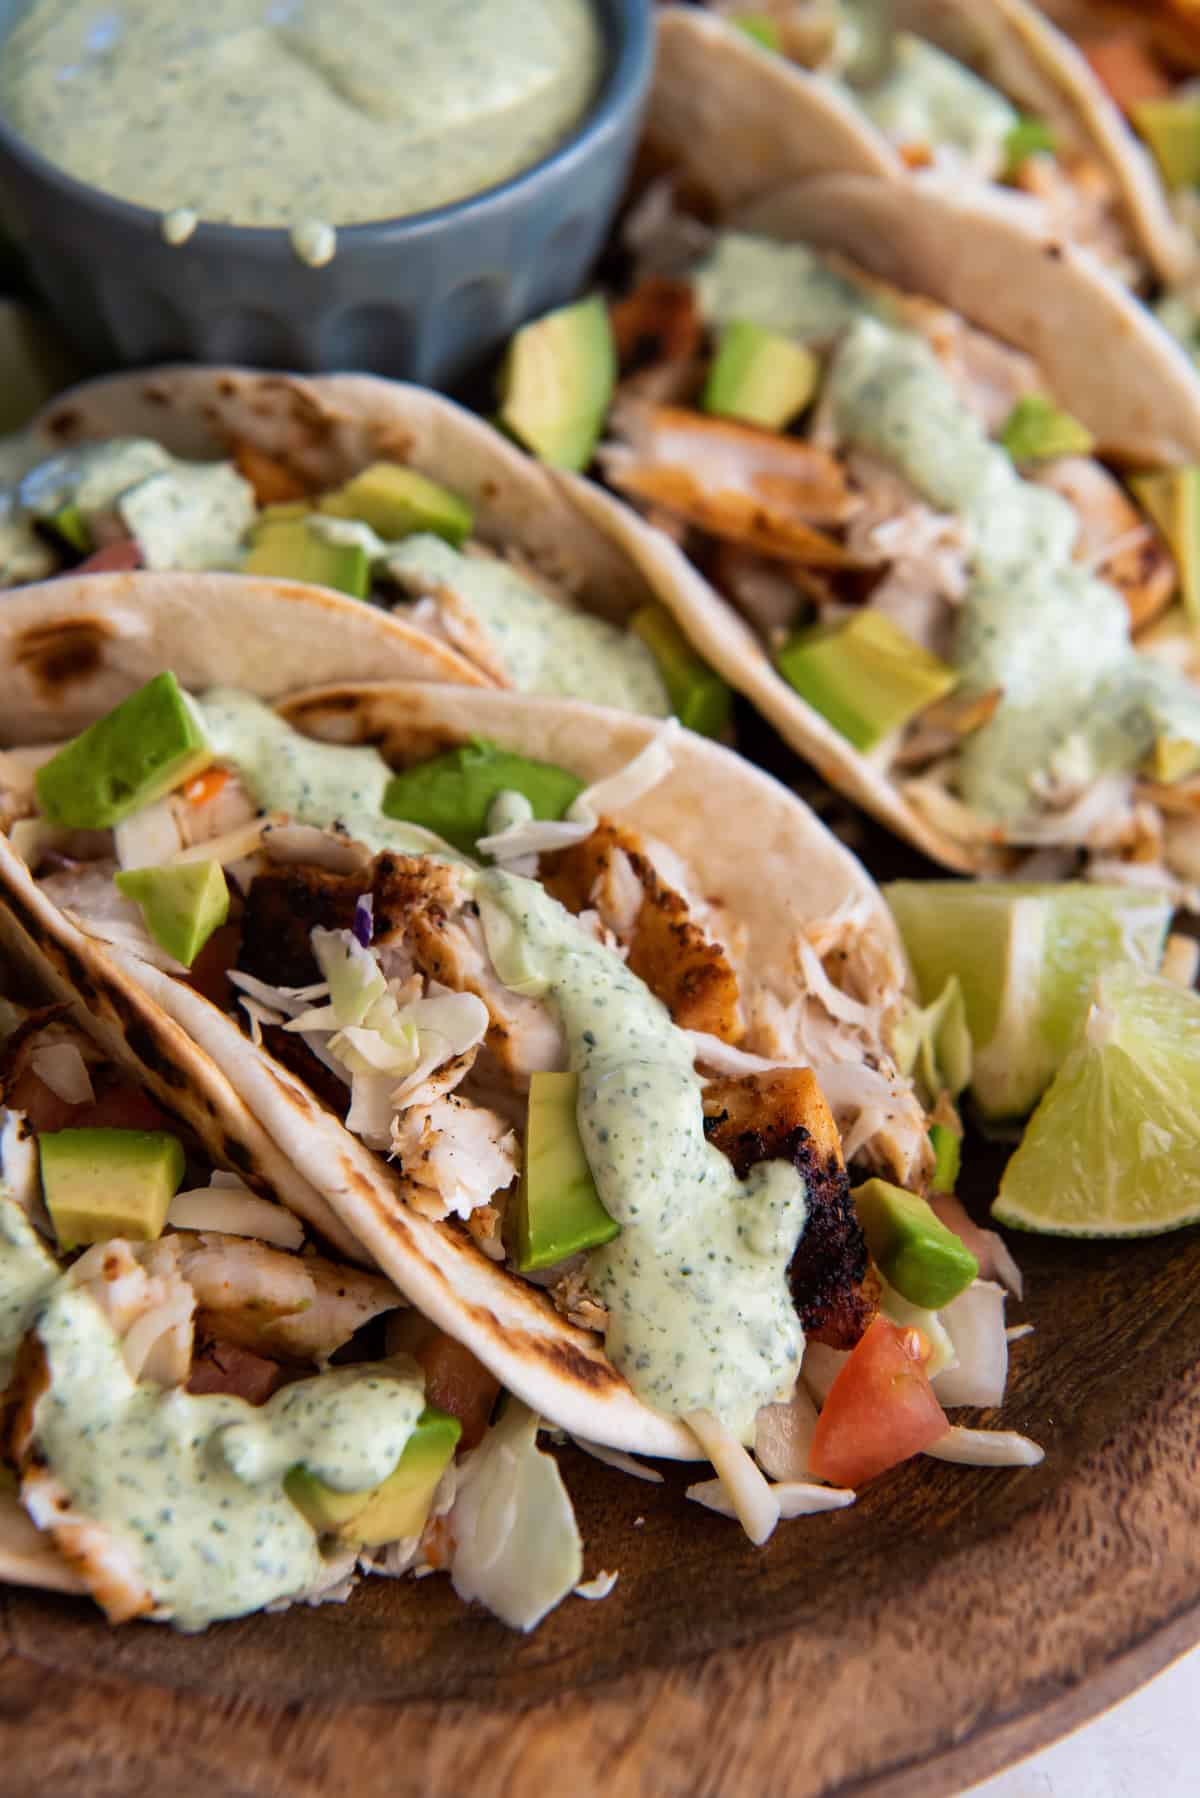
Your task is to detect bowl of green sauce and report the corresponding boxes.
[0,0,652,386]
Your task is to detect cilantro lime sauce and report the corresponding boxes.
[0,0,604,234]
[0,1202,59,1386]
[31,1284,424,1628]
[828,317,1200,818]
[477,870,806,1443]
[197,689,463,859]
[387,537,671,716]
[695,234,875,343]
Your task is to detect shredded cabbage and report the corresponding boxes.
[891,975,972,1101]
[476,720,681,863]
[450,1401,583,1632]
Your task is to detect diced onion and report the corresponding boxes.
[754,1384,818,1483]
[685,1408,780,1546]
[924,1426,1044,1467]
[113,795,183,870]
[29,1042,94,1106]
[932,1281,1008,1409]
[574,1571,619,1600]
[800,1342,848,1407]
[121,1285,195,1384]
[167,1189,304,1250]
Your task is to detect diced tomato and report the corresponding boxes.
[70,541,143,576]
[182,766,231,808]
[898,142,934,170]
[415,1329,501,1453]
[71,1084,176,1135]
[808,1315,948,1488]
[233,440,312,506]
[1083,35,1171,112]
[185,922,242,1010]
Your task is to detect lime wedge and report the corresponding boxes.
[993,965,1200,1236]
[884,883,1172,1119]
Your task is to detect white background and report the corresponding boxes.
[967,1646,1196,1796]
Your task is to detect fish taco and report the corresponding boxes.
[526,132,1200,892]
[0,619,1040,1551]
[1,364,737,738]
[651,3,1191,287]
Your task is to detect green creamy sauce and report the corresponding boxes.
[853,34,1017,171]
[10,439,255,571]
[828,316,1200,817]
[477,871,806,1443]
[1,0,603,230]
[695,234,876,343]
[33,1285,424,1629]
[197,689,462,858]
[0,1202,59,1387]
[387,536,670,716]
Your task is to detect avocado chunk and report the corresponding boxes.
[776,610,959,752]
[1002,114,1056,178]
[517,1071,619,1273]
[115,860,230,968]
[630,605,733,738]
[35,671,213,829]
[284,1405,461,1546]
[382,738,584,856]
[702,319,818,431]
[1130,467,1200,628]
[497,294,616,472]
[242,516,369,599]
[999,393,1094,463]
[48,502,90,553]
[928,1123,961,1195]
[40,1127,186,1250]
[1132,99,1200,190]
[729,13,781,52]
[318,463,473,548]
[852,1177,978,1310]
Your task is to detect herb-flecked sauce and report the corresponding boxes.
[0,0,604,230]
[32,1285,425,1628]
[478,870,807,1443]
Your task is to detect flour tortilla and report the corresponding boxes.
[654,4,1190,284]
[0,635,910,1455]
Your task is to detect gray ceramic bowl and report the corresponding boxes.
[0,0,653,388]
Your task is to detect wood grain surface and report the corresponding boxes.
[2,729,1198,1796]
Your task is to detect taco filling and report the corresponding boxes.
[0,431,676,717]
[2,676,1039,1550]
[584,213,1200,897]
[0,986,601,1631]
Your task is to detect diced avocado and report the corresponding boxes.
[39,1127,185,1250]
[115,860,230,968]
[852,1177,978,1310]
[702,320,818,431]
[1132,99,1200,190]
[517,1071,619,1273]
[284,1405,461,1546]
[242,517,369,599]
[776,610,959,752]
[1003,114,1057,178]
[1130,467,1200,628]
[729,14,781,52]
[1000,393,1095,463]
[318,463,473,548]
[928,1122,961,1195]
[381,738,584,855]
[48,502,90,553]
[630,604,733,738]
[1145,735,1200,783]
[497,294,616,473]
[35,671,212,829]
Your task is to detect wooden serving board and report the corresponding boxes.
[2,723,1198,1795]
